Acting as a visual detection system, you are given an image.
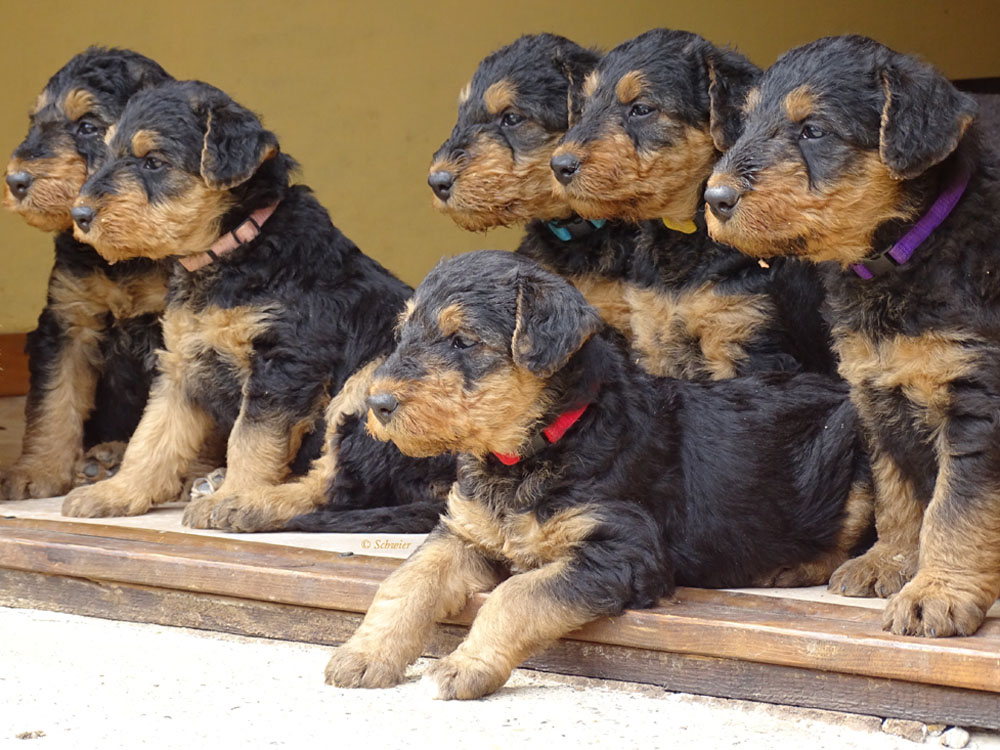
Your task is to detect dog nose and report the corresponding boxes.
[550,153,581,186]
[428,171,455,201]
[704,184,743,222]
[5,171,33,200]
[71,205,96,233]
[367,392,400,425]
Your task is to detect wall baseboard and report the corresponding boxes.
[0,334,30,397]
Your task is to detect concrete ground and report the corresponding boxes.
[2,607,999,750]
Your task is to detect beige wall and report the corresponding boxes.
[2,0,997,332]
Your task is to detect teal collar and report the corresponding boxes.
[546,216,607,242]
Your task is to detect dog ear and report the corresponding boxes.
[707,49,760,152]
[199,97,279,190]
[511,270,603,378]
[879,55,977,180]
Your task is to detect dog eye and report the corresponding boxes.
[450,334,477,350]
[800,124,827,140]
[500,111,525,128]
[628,103,654,118]
[142,156,165,171]
[75,121,100,137]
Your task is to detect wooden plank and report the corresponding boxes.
[2,568,998,730]
[0,333,29,397]
[1,517,997,695]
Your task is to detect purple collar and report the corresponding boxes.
[849,157,972,279]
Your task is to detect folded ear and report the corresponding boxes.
[707,49,761,152]
[879,55,977,180]
[511,270,603,378]
[199,97,279,190]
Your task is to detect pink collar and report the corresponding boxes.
[492,402,591,466]
[178,201,280,272]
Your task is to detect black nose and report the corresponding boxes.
[428,171,455,201]
[550,153,581,186]
[5,171,33,200]
[704,184,743,222]
[367,392,400,425]
[71,205,96,233]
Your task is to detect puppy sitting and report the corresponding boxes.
[706,35,1000,637]
[326,249,872,700]
[60,80,421,529]
[553,29,836,379]
[429,33,638,335]
[2,47,172,500]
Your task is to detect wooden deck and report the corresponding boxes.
[0,504,997,727]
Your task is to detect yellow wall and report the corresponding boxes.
[2,0,997,332]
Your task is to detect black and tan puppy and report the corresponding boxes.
[1,48,172,500]
[428,33,638,335]
[326,249,872,700]
[553,29,836,380]
[706,35,1000,637]
[58,79,442,531]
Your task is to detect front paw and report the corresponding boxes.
[208,493,286,532]
[421,650,509,700]
[181,496,219,528]
[883,575,990,637]
[829,545,917,598]
[325,642,407,689]
[74,442,127,487]
[187,467,227,502]
[1,465,74,501]
[62,480,151,517]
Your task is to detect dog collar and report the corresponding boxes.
[178,201,280,272]
[662,217,698,234]
[492,401,591,466]
[546,216,607,242]
[848,158,971,279]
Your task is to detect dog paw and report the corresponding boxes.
[421,651,509,700]
[325,643,406,689]
[188,467,227,502]
[181,496,218,528]
[73,442,127,487]
[0,464,74,501]
[62,480,151,517]
[883,575,990,637]
[829,545,917,598]
[206,494,285,532]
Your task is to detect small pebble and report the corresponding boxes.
[881,718,927,743]
[939,727,970,748]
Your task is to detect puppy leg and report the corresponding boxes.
[423,560,597,700]
[1,311,101,500]
[829,453,922,597]
[327,527,501,688]
[62,374,212,517]
[73,441,128,486]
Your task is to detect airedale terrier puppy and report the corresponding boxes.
[705,35,1000,636]
[58,79,452,531]
[552,29,837,380]
[428,33,638,335]
[1,47,173,500]
[326,250,873,700]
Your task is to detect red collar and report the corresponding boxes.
[178,201,280,272]
[492,402,591,465]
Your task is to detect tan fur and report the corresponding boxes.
[75,171,236,262]
[396,298,416,331]
[48,265,169,326]
[615,70,647,104]
[367,361,550,458]
[782,85,816,122]
[130,129,158,158]
[430,133,570,230]
[4,151,88,231]
[61,88,98,121]
[443,488,599,571]
[483,79,517,115]
[707,151,915,264]
[742,87,761,114]
[437,304,465,337]
[458,81,471,105]
[568,275,632,338]
[326,529,502,689]
[555,123,718,224]
[31,90,51,116]
[582,70,600,99]
[626,285,774,379]
[103,124,118,146]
